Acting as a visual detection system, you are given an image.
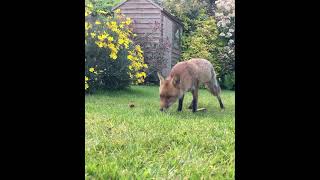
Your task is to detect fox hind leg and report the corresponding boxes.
[207,81,225,109]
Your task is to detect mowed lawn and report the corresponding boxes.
[85,86,235,179]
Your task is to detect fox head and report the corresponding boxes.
[157,72,182,111]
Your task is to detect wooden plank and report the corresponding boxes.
[124,13,161,19]
[134,33,161,38]
[121,12,160,15]
[120,6,159,10]
[133,28,161,34]
[135,0,151,2]
[160,11,163,41]
[132,23,159,29]
[132,18,161,24]
[133,35,160,40]
[127,0,149,3]
[139,41,161,47]
[120,9,161,14]
[162,10,183,27]
[121,3,157,8]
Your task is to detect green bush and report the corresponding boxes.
[221,72,235,90]
[85,43,131,92]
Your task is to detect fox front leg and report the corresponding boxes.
[191,90,199,113]
[191,81,199,113]
[177,94,184,112]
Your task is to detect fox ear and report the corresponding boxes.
[172,75,180,88]
[157,72,164,84]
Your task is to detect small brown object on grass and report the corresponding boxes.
[129,103,135,108]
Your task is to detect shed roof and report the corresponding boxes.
[112,0,183,27]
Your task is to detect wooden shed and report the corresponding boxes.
[112,0,183,77]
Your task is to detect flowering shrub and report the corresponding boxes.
[85,1,148,92]
[215,0,235,76]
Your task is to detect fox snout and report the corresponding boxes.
[159,103,168,111]
[160,100,175,111]
[159,106,168,112]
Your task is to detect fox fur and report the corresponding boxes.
[158,58,224,112]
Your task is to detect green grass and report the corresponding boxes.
[85,86,235,179]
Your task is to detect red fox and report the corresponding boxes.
[158,58,224,112]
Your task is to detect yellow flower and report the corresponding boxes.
[89,67,95,73]
[95,20,101,25]
[118,38,124,45]
[115,9,121,14]
[85,83,89,90]
[135,45,143,53]
[110,52,117,60]
[90,33,96,38]
[125,18,132,25]
[97,34,107,41]
[119,24,124,28]
[85,76,89,81]
[85,22,92,30]
[127,55,134,61]
[107,21,118,32]
[107,36,113,42]
[95,41,106,48]
[140,72,147,78]
[124,40,130,49]
[103,43,108,48]
[111,21,117,26]
[108,43,116,50]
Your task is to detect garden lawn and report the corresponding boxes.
[85,85,235,179]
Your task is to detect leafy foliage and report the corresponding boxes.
[85,1,148,92]
[221,71,235,90]
[162,0,235,89]
[181,16,219,70]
